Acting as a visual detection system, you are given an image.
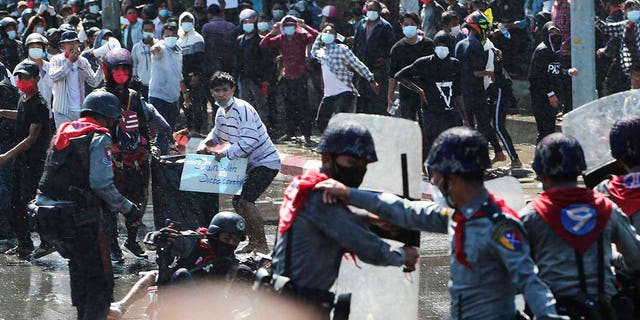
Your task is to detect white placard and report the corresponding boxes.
[207,0,239,9]
[179,154,247,195]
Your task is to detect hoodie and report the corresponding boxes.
[528,22,565,97]
[178,11,205,79]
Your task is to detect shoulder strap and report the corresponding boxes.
[284,226,293,278]
[574,235,605,296]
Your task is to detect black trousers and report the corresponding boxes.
[315,91,356,133]
[422,111,463,160]
[604,60,630,96]
[69,222,113,320]
[111,159,149,248]
[356,68,388,115]
[278,77,312,137]
[489,87,519,161]
[463,92,502,154]
[530,90,558,143]
[9,161,46,249]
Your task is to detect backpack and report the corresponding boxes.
[111,91,148,168]
[0,63,19,151]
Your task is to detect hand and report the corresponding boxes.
[402,246,419,272]
[155,227,179,246]
[108,302,125,320]
[462,118,470,127]
[68,49,80,63]
[495,49,503,62]
[150,44,161,54]
[125,204,142,228]
[548,95,559,108]
[388,91,398,107]
[219,0,226,10]
[271,22,281,34]
[297,18,306,28]
[485,70,495,82]
[596,48,606,58]
[346,36,354,46]
[314,179,351,204]
[212,151,225,162]
[196,143,210,154]
[150,146,161,157]
[417,88,427,105]
[369,81,380,95]
[182,93,191,109]
[568,68,578,77]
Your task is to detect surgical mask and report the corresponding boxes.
[34,26,44,34]
[242,23,255,33]
[435,46,449,59]
[321,33,335,44]
[331,159,367,188]
[112,69,129,85]
[28,47,44,59]
[628,10,640,23]
[89,5,99,14]
[430,185,452,209]
[209,237,237,257]
[549,34,562,53]
[215,97,235,109]
[451,25,461,36]
[542,0,553,12]
[402,25,417,38]
[182,22,194,32]
[272,9,284,20]
[6,30,17,40]
[143,32,155,40]
[257,22,269,32]
[164,36,177,47]
[283,26,296,36]
[159,9,171,18]
[366,10,379,21]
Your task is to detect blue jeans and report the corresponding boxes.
[149,97,178,130]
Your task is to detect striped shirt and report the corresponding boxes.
[49,53,104,117]
[206,98,281,172]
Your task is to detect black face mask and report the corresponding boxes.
[209,237,236,257]
[549,34,562,53]
[330,157,367,188]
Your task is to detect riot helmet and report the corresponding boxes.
[80,89,121,119]
[532,133,587,176]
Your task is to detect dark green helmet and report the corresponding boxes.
[80,90,121,119]
[317,119,378,163]
[207,211,247,238]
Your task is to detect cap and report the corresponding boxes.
[321,5,337,18]
[17,1,28,9]
[59,30,80,43]
[13,61,39,78]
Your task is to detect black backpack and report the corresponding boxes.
[0,63,19,151]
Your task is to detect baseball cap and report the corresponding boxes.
[13,61,39,78]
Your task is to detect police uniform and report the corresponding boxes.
[35,91,136,320]
[520,133,640,318]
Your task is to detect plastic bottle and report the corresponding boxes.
[498,23,511,39]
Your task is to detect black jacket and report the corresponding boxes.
[528,22,567,97]
[352,18,396,70]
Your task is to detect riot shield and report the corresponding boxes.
[329,114,421,320]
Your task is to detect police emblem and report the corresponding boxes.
[561,204,597,235]
[237,220,245,231]
[493,222,523,251]
[103,145,112,166]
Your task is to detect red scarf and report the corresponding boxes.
[531,187,613,254]
[53,117,111,150]
[607,173,640,217]
[278,170,329,234]
[194,227,217,268]
[454,193,520,268]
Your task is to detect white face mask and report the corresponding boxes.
[89,5,100,14]
[257,22,269,32]
[366,10,379,21]
[143,32,155,40]
[402,25,417,38]
[243,23,255,33]
[181,22,194,32]
[164,36,177,47]
[215,97,235,109]
[6,30,17,40]
[435,46,450,59]
[29,47,44,59]
[321,33,335,44]
[451,25,461,37]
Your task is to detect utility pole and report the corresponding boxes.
[102,0,120,40]
[571,0,598,108]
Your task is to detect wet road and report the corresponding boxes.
[0,143,540,320]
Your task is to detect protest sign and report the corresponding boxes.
[179,154,247,195]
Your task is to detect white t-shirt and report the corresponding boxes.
[68,62,81,111]
[321,63,350,98]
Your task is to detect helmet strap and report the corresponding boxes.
[442,175,456,209]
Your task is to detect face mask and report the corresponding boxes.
[283,26,296,36]
[164,36,177,47]
[257,22,269,32]
[182,22,194,32]
[242,23,255,33]
[159,9,171,18]
[542,0,553,12]
[209,237,237,257]
[321,33,335,44]
[366,10,379,21]
[215,97,234,109]
[16,79,36,93]
[6,30,17,40]
[628,10,640,23]
[431,185,452,209]
[549,34,562,53]
[126,13,138,24]
[272,9,284,20]
[143,32,155,40]
[330,158,367,188]
[28,47,44,59]
[11,11,19,18]
[34,26,44,34]
[402,25,417,38]
[435,46,449,59]
[89,5,99,14]
[112,69,129,85]
[451,25,461,36]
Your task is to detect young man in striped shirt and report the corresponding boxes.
[197,72,281,254]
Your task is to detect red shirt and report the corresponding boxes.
[260,27,319,80]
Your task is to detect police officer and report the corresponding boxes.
[272,120,419,317]
[34,90,141,320]
[520,132,640,319]
[316,127,565,320]
[102,48,171,261]
[394,33,466,164]
[109,212,253,318]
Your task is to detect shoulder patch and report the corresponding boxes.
[492,221,523,251]
[561,204,597,235]
[103,144,112,166]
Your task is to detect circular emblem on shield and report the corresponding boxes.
[237,220,245,231]
[560,204,597,235]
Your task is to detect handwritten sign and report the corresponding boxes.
[179,154,248,195]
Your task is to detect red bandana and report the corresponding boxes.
[607,173,640,217]
[278,170,329,234]
[531,187,613,254]
[53,117,110,150]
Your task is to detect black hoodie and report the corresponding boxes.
[528,22,566,97]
